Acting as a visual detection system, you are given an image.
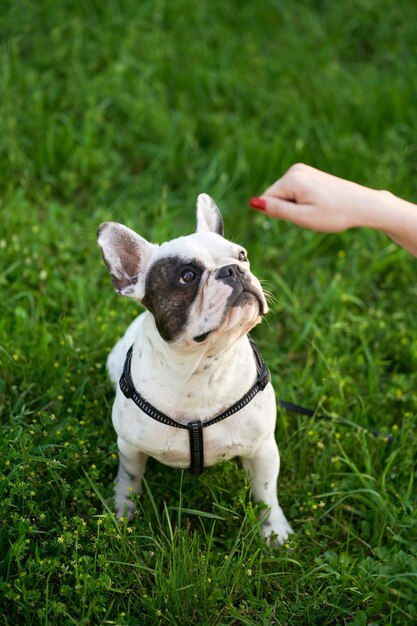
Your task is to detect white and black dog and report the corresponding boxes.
[97,194,292,544]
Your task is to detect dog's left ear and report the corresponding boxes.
[196,193,224,237]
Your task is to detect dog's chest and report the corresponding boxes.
[112,395,271,469]
[155,425,258,468]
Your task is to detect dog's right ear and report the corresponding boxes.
[97,222,156,300]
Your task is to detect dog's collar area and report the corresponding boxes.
[119,336,270,475]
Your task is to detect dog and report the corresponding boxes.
[97,194,292,544]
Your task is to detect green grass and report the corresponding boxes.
[1,0,417,623]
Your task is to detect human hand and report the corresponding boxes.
[250,163,378,233]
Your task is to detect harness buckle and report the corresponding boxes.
[188,420,204,475]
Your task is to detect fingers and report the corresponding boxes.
[250,163,383,233]
[249,163,352,232]
[250,195,313,229]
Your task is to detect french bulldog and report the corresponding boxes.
[97,194,292,544]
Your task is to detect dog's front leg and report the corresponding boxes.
[242,438,293,545]
[114,437,148,520]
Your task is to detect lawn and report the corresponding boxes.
[1,0,417,624]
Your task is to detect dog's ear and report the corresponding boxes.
[97,222,156,300]
[196,193,224,237]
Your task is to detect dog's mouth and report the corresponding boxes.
[235,288,266,315]
[193,331,211,343]
[192,289,266,344]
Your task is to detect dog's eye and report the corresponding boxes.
[239,250,248,262]
[179,268,197,285]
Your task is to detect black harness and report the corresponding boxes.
[119,337,270,475]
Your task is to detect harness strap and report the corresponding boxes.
[119,336,270,475]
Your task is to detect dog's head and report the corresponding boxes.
[97,195,268,350]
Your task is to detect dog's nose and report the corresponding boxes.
[215,264,245,280]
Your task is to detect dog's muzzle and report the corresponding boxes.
[192,265,266,343]
[215,264,266,314]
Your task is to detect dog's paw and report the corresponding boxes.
[114,494,135,522]
[261,514,293,547]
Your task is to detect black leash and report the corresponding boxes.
[278,399,395,442]
[119,337,270,475]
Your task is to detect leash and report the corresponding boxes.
[278,399,395,442]
[119,337,270,475]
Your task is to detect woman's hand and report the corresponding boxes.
[250,163,417,256]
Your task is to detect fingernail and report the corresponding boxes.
[250,196,266,211]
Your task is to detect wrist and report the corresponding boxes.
[349,187,398,231]
[357,187,417,253]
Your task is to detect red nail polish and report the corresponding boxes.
[250,197,266,211]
